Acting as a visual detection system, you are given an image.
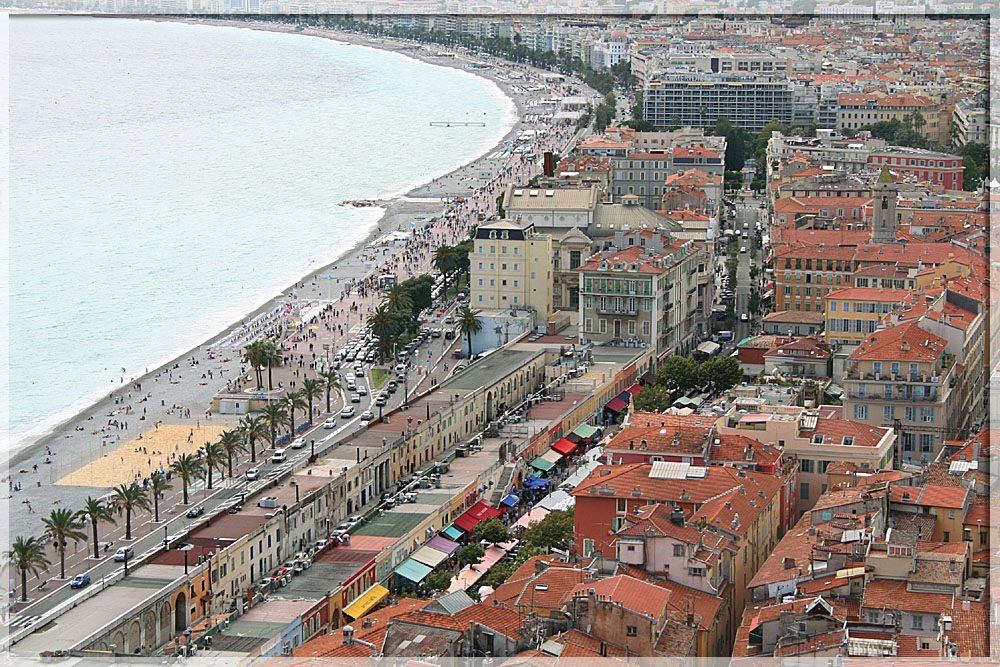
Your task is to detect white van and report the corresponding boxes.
[271,449,287,463]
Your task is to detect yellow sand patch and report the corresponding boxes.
[55,424,227,488]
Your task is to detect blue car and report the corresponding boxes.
[70,574,91,589]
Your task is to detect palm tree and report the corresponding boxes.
[262,403,289,449]
[286,389,308,436]
[42,508,87,579]
[77,497,116,560]
[218,429,246,478]
[457,306,484,359]
[301,378,322,425]
[111,482,151,541]
[201,441,226,490]
[385,284,413,314]
[243,340,266,390]
[319,368,341,414]
[433,246,457,301]
[7,537,49,602]
[368,303,399,359]
[240,414,266,463]
[148,472,172,523]
[262,342,283,390]
[170,454,205,505]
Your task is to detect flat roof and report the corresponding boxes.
[351,509,432,538]
[445,349,541,391]
[269,561,357,601]
[240,599,315,623]
[189,512,268,541]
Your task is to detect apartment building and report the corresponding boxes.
[952,97,987,146]
[773,243,858,313]
[842,322,959,464]
[577,239,705,354]
[592,27,630,69]
[767,130,887,173]
[644,74,796,132]
[469,219,553,320]
[822,287,911,346]
[503,184,600,231]
[551,227,592,311]
[867,147,964,190]
[837,92,950,144]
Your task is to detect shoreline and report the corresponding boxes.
[6,19,538,512]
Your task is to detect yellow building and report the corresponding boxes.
[823,286,911,346]
[470,220,553,320]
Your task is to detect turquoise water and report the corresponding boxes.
[8,17,515,448]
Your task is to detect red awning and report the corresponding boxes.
[552,438,578,456]
[454,500,501,532]
[606,397,627,412]
[627,383,643,397]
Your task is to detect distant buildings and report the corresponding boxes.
[644,74,796,132]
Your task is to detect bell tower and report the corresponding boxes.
[871,165,899,244]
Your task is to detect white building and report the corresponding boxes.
[592,27,630,70]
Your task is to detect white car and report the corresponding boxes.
[340,406,355,418]
[740,313,750,322]
[344,373,355,383]
[246,467,260,481]
[290,438,306,449]
[357,386,368,396]
[323,417,336,429]
[271,449,287,463]
[740,246,747,253]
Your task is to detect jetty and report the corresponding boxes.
[429,121,486,127]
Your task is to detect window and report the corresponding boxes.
[616,498,627,514]
[800,482,810,500]
[890,362,900,377]
[948,509,956,519]
[854,404,868,420]
[688,567,706,577]
[673,544,685,557]
[799,459,814,473]
[583,539,594,557]
[905,406,916,422]
[869,611,880,624]
[912,614,923,630]
[883,405,895,421]
[920,407,935,423]
[626,626,638,636]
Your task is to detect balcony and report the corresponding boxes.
[597,308,639,316]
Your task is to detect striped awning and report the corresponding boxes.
[343,584,389,619]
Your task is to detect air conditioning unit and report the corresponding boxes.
[258,497,278,509]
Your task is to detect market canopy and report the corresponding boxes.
[454,500,503,532]
[394,558,433,583]
[501,493,519,507]
[410,545,450,568]
[343,584,390,619]
[426,535,460,556]
[523,475,550,489]
[512,506,550,530]
[530,456,555,472]
[617,391,631,404]
[606,397,627,412]
[442,526,464,541]
[540,449,562,465]
[552,438,578,456]
[564,432,584,444]
[572,423,600,439]
[626,384,643,397]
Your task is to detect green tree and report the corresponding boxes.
[262,341,283,391]
[473,516,512,545]
[110,482,151,542]
[656,356,700,393]
[262,403,289,449]
[434,246,458,300]
[386,284,414,314]
[42,508,87,579]
[301,378,323,425]
[459,543,485,566]
[961,154,983,191]
[170,453,205,505]
[457,306,484,358]
[77,497,116,560]
[285,389,308,436]
[522,508,575,550]
[368,303,401,359]
[242,340,266,390]
[7,536,50,602]
[698,356,743,393]
[319,368,341,415]
[425,569,453,592]
[483,560,516,589]
[633,384,674,413]
[148,472,172,523]
[217,429,246,479]
[240,414,266,464]
[201,441,225,489]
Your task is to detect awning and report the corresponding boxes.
[640,371,656,385]
[696,341,721,356]
[411,545,450,568]
[540,449,563,465]
[564,432,584,444]
[442,525,463,541]
[394,558,433,583]
[538,489,574,511]
[617,391,631,404]
[426,535,460,555]
[454,500,503,532]
[572,423,600,439]
[513,506,550,529]
[343,584,390,619]
[606,397,627,412]
[501,493,519,507]
[552,438,578,456]
[523,475,550,489]
[626,383,643,397]
[530,456,556,472]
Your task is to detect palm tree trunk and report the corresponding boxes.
[92,520,99,559]
[21,569,27,602]
[268,363,273,391]
[325,387,331,414]
[60,543,66,579]
[228,453,234,478]
[270,428,277,448]
[250,437,257,463]
[290,411,296,436]
[154,494,160,523]
[182,480,189,505]
[255,365,263,390]
[308,403,313,424]
[126,511,132,540]
[208,468,213,490]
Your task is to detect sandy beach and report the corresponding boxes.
[5,17,588,540]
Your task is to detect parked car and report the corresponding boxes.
[186,505,205,518]
[246,467,260,481]
[70,574,91,589]
[357,386,367,396]
[114,547,134,562]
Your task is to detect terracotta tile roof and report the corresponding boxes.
[854,242,978,269]
[627,412,718,428]
[294,598,429,657]
[577,245,686,275]
[802,418,889,448]
[824,287,912,302]
[673,145,719,159]
[774,629,847,656]
[889,484,970,509]
[774,243,858,261]
[604,424,711,458]
[664,168,722,188]
[568,575,673,620]
[847,322,947,362]
[861,578,952,612]
[616,502,704,542]
[553,628,630,659]
[487,564,592,612]
[709,434,783,467]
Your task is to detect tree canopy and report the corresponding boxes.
[522,509,574,551]
[473,516,512,545]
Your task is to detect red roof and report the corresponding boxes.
[848,322,947,362]
[568,575,673,620]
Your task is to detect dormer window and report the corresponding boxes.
[489,231,497,239]
[501,231,509,239]
[843,436,855,446]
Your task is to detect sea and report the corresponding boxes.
[8,16,516,451]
